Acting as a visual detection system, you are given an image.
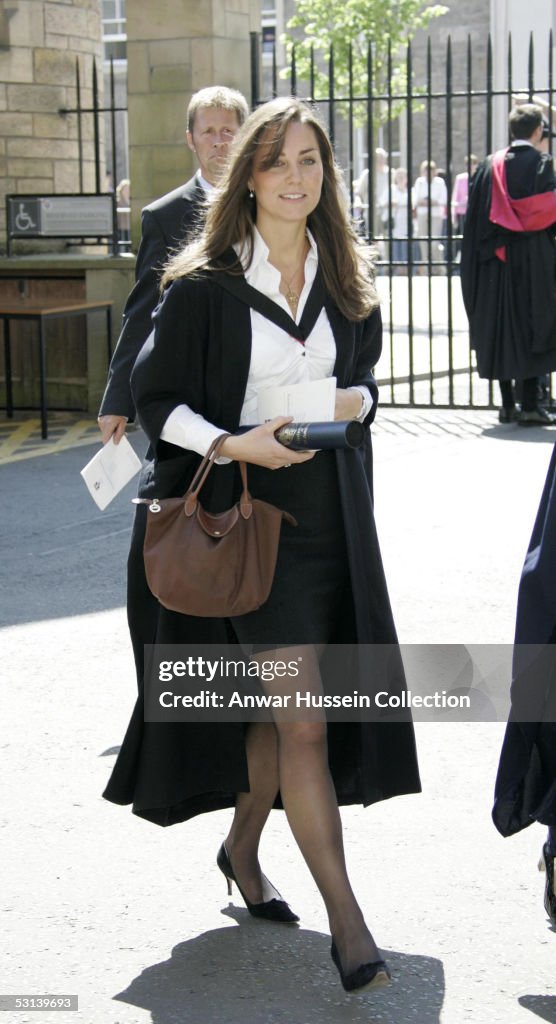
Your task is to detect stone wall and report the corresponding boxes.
[126,0,260,245]
[0,0,104,251]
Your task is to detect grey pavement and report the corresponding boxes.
[1,410,556,1024]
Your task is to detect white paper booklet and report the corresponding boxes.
[80,435,142,511]
[257,376,336,423]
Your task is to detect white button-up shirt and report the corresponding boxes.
[160,227,372,457]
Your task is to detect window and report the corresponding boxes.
[262,25,276,56]
[102,0,126,62]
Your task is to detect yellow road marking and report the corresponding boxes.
[0,417,103,465]
[0,420,39,458]
[55,419,99,449]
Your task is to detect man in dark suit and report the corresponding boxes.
[98,85,249,445]
[461,103,556,425]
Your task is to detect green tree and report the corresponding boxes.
[283,0,449,121]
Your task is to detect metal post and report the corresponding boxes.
[426,36,433,404]
[528,32,534,102]
[328,46,335,146]
[348,44,354,217]
[386,38,394,381]
[466,34,474,406]
[272,36,277,99]
[250,32,260,108]
[406,39,415,406]
[92,60,101,193]
[486,34,494,409]
[4,319,13,418]
[109,57,118,254]
[38,319,48,440]
[76,57,83,192]
[446,36,454,407]
[365,41,372,244]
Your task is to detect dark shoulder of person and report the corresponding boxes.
[536,152,556,190]
[154,267,214,317]
[506,145,550,198]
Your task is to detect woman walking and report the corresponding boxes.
[104,97,420,993]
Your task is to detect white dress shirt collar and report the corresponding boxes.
[236,226,319,283]
[197,171,215,192]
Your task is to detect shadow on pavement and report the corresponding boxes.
[113,913,444,1024]
[519,995,556,1023]
[481,425,556,444]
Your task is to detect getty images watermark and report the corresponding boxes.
[142,644,556,723]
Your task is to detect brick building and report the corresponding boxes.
[0,0,103,244]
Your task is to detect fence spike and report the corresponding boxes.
[528,31,534,100]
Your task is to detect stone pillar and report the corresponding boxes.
[491,0,556,151]
[0,0,104,250]
[126,0,260,245]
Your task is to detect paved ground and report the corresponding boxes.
[1,409,556,1024]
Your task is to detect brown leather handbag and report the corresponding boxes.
[134,435,296,617]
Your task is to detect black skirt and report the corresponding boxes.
[231,450,354,649]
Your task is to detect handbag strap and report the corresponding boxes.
[185,434,252,517]
[186,433,230,498]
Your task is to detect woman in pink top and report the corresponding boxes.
[451,155,479,256]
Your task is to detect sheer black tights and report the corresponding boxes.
[224,645,380,972]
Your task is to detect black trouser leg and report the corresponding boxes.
[499,380,515,410]
[521,377,539,413]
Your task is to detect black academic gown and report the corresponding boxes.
[461,145,556,380]
[103,266,421,826]
[493,445,556,836]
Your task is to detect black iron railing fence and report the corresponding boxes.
[59,56,130,252]
[63,36,555,409]
[251,31,555,409]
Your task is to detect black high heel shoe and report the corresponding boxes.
[330,939,391,993]
[217,843,299,923]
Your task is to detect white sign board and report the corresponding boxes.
[40,196,114,235]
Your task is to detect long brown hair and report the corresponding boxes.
[162,97,378,320]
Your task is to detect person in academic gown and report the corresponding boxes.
[103,97,421,993]
[97,86,249,445]
[461,103,556,425]
[492,446,556,923]
[96,87,248,681]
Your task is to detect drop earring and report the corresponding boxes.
[248,188,254,198]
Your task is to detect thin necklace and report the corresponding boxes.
[282,267,303,314]
[280,239,309,315]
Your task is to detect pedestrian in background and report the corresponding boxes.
[413,159,447,269]
[98,86,249,447]
[461,103,556,425]
[115,178,131,248]
[98,85,249,685]
[103,96,421,994]
[451,155,479,238]
[353,147,391,241]
[378,167,416,273]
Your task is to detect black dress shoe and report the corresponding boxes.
[216,843,299,923]
[518,407,556,426]
[330,940,391,993]
[540,843,556,925]
[498,406,518,423]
